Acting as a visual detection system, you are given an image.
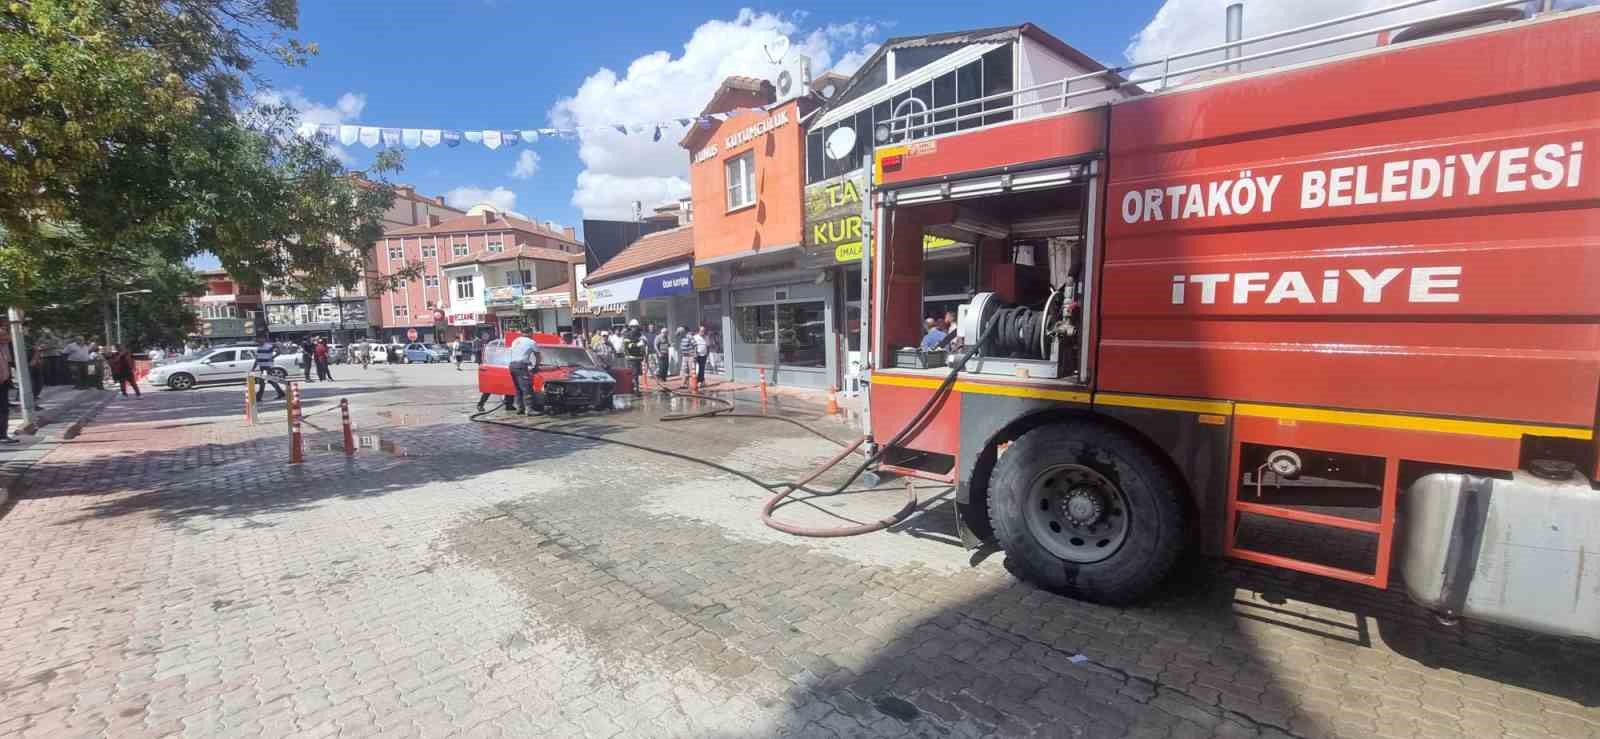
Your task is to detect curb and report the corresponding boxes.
[61,394,114,440]
[0,393,115,509]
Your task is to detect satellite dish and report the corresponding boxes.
[824,127,857,161]
[819,82,838,99]
[763,36,791,64]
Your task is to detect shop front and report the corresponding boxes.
[523,287,575,335]
[697,251,838,389]
[265,298,371,344]
[588,260,698,334]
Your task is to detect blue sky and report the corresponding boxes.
[257,0,1170,236]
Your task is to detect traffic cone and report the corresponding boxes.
[826,386,840,415]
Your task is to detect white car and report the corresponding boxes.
[145,347,299,390]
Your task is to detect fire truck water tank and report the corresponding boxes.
[1400,469,1600,640]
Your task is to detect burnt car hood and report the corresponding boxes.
[538,366,614,384]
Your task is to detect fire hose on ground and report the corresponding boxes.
[467,318,997,538]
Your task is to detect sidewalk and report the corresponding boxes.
[0,385,116,507]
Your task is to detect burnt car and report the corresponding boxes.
[529,344,616,412]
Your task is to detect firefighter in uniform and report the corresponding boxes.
[622,319,647,395]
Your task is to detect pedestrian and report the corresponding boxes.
[64,335,92,389]
[300,338,315,382]
[622,320,647,395]
[356,338,370,370]
[676,327,694,388]
[694,325,710,387]
[0,324,16,444]
[252,335,285,402]
[86,341,104,390]
[106,344,141,397]
[507,328,538,415]
[27,337,44,406]
[608,329,625,357]
[653,324,671,391]
[450,338,462,371]
[314,337,333,381]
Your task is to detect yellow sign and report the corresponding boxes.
[691,267,712,290]
[833,234,958,263]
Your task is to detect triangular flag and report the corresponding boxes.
[653,126,662,142]
[464,131,483,144]
[296,122,317,139]
[677,118,692,127]
[443,130,462,147]
[339,125,359,146]
[522,130,539,144]
[421,129,442,147]
[380,128,401,147]
[538,128,559,136]
[504,131,520,147]
[613,125,627,135]
[318,124,338,140]
[402,129,422,148]
[483,130,502,149]
[358,127,381,147]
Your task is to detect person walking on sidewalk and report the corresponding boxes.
[676,327,694,388]
[313,337,333,381]
[0,325,17,444]
[299,338,315,382]
[693,325,710,387]
[252,336,286,402]
[64,336,93,389]
[106,345,141,397]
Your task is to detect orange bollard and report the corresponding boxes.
[340,398,354,456]
[826,385,840,415]
[244,374,256,425]
[759,368,768,403]
[288,382,303,465]
[689,369,699,394]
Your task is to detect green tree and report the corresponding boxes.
[0,0,410,318]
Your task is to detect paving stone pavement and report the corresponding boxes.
[0,365,1597,738]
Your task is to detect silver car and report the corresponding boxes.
[145,347,298,390]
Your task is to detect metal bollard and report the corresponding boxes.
[340,398,354,456]
[288,382,303,465]
[245,375,256,425]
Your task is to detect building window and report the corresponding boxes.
[421,243,436,258]
[453,242,469,258]
[388,245,404,260]
[455,275,475,300]
[393,303,409,318]
[199,303,240,320]
[424,275,439,288]
[506,269,531,286]
[487,241,504,253]
[725,151,755,210]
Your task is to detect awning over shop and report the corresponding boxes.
[588,262,693,307]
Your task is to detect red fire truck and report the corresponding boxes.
[861,3,1599,639]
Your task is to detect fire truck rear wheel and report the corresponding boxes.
[988,423,1184,605]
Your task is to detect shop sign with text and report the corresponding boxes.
[806,173,958,263]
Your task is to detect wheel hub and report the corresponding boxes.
[1023,464,1131,564]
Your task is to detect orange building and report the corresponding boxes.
[682,77,838,388]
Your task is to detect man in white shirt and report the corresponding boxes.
[63,336,93,389]
[693,326,710,387]
[507,329,539,415]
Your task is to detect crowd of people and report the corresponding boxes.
[569,322,715,392]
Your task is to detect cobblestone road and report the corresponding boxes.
[1,365,1597,738]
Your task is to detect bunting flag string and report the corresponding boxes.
[291,107,770,151]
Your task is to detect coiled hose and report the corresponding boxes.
[469,318,995,537]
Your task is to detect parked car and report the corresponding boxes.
[477,337,615,413]
[401,342,449,363]
[145,347,299,390]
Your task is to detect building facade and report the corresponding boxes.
[376,206,585,342]
[188,270,264,345]
[584,225,697,335]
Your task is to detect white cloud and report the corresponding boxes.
[551,11,880,219]
[509,149,540,179]
[444,186,518,213]
[1123,1,1591,82]
[253,88,366,164]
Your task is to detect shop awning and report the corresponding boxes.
[588,262,693,307]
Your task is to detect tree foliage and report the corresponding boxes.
[0,0,405,317]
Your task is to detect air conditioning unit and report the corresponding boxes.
[774,54,812,105]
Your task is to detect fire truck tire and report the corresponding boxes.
[988,423,1184,605]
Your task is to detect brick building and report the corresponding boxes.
[188,270,263,345]
[376,205,585,342]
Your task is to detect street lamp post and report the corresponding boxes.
[115,289,153,347]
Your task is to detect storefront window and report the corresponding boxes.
[925,246,975,323]
[735,305,776,366]
[778,302,826,368]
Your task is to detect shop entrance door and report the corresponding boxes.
[732,283,831,388]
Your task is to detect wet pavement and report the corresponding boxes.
[0,363,1597,738]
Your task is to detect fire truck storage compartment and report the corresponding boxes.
[882,179,1087,381]
[1401,467,1600,641]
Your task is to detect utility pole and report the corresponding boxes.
[8,308,37,429]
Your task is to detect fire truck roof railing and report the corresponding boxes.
[882,0,1548,141]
